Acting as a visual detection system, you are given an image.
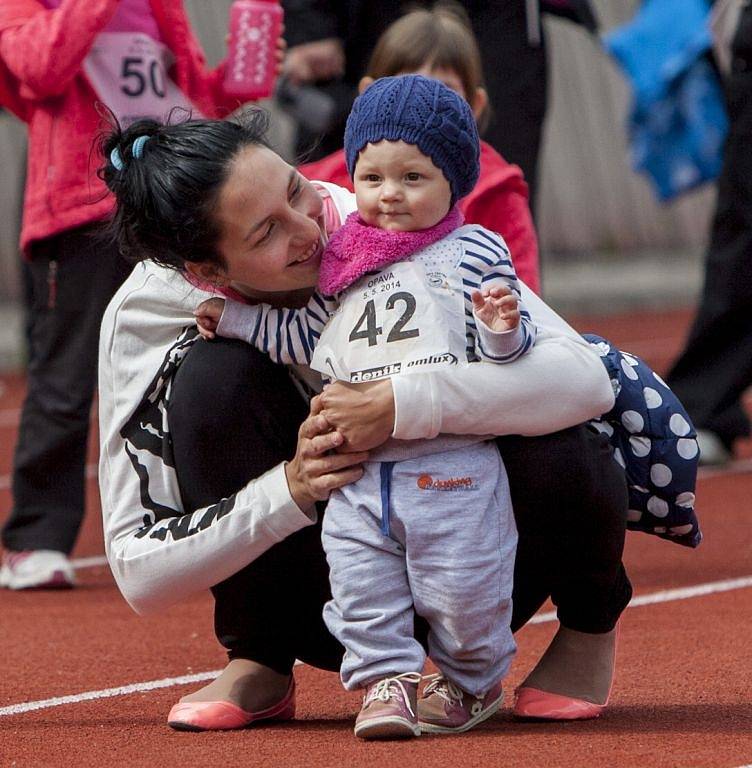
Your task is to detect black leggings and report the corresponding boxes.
[169,339,632,675]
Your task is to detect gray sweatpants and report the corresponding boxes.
[322,440,517,696]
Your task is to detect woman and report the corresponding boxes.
[98,110,631,731]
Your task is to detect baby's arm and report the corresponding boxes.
[194,293,337,365]
[195,297,225,339]
[459,227,537,363]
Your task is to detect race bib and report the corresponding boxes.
[83,32,203,126]
[311,260,468,382]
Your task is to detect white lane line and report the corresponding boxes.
[527,575,752,624]
[0,671,221,717]
[0,463,97,491]
[1,574,751,718]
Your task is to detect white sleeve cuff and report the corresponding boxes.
[391,373,442,441]
[254,463,318,540]
[474,313,526,359]
[216,299,259,343]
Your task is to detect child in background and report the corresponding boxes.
[299,2,541,295]
[195,74,535,739]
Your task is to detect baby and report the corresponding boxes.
[196,75,536,739]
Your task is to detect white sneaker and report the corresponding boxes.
[0,550,76,590]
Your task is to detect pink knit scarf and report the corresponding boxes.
[318,207,464,295]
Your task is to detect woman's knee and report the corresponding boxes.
[499,425,627,515]
[170,339,310,454]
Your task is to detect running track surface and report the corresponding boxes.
[1,308,751,768]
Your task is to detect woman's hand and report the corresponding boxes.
[311,380,395,453]
[285,413,368,513]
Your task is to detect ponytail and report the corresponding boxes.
[99,109,271,271]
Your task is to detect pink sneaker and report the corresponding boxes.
[418,675,503,734]
[0,550,75,590]
[354,672,422,740]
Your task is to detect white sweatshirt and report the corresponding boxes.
[98,182,614,615]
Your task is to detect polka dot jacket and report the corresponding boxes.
[584,334,701,548]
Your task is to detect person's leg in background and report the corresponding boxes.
[496,424,631,718]
[1,225,130,589]
[471,0,548,212]
[167,340,343,725]
[666,7,752,465]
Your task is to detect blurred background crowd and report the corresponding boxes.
[0,0,718,333]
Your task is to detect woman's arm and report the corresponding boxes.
[98,268,364,615]
[316,285,614,448]
[391,330,613,439]
[0,0,117,98]
[101,403,364,615]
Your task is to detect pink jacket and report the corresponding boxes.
[0,0,240,255]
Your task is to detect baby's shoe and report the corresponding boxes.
[418,674,503,734]
[354,672,422,740]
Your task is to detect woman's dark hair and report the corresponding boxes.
[99,109,271,271]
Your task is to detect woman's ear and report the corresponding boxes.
[184,260,229,286]
[358,76,375,94]
[470,86,488,122]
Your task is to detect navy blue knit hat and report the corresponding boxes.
[344,74,480,203]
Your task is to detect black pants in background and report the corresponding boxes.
[666,7,752,448]
[169,339,632,675]
[2,226,130,554]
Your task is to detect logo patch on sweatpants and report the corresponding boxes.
[416,474,477,491]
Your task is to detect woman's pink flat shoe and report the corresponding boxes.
[168,678,296,731]
[513,686,606,720]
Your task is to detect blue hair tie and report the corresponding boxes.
[131,135,151,159]
[110,147,124,171]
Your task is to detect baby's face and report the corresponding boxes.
[353,140,452,232]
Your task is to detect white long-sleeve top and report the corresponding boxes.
[98,183,614,615]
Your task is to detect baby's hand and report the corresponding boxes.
[194,297,226,340]
[471,286,520,332]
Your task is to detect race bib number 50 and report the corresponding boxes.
[83,32,202,126]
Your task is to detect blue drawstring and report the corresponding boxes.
[379,462,396,537]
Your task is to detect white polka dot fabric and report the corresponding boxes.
[584,333,702,548]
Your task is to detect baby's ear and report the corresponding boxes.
[358,76,375,95]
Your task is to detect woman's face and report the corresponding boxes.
[212,145,326,294]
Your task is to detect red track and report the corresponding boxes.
[1,308,751,767]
